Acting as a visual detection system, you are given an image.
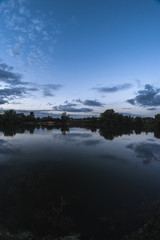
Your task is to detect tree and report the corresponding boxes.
[155,114,160,122]
[3,110,16,122]
[134,117,144,129]
[100,109,115,120]
[61,112,67,120]
[61,112,70,121]
[26,112,35,122]
[30,112,35,118]
[155,114,160,128]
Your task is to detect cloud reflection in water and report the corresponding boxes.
[127,142,160,164]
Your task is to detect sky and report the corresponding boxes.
[0,0,160,118]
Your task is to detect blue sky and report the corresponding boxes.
[0,0,160,117]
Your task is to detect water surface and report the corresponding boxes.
[0,128,160,239]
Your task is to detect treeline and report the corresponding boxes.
[0,109,160,130]
[0,109,160,139]
[99,109,158,130]
[0,110,61,125]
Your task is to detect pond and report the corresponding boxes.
[0,127,160,239]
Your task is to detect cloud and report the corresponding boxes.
[127,142,160,164]
[53,98,103,113]
[147,108,157,111]
[93,83,132,93]
[0,0,60,67]
[9,49,20,57]
[0,86,37,105]
[0,61,38,104]
[0,61,61,103]
[43,92,54,97]
[53,102,93,113]
[75,99,104,107]
[27,82,62,97]
[0,87,26,96]
[0,63,13,71]
[127,84,160,107]
[0,99,8,104]
[42,84,62,97]
[0,62,25,85]
[32,18,44,32]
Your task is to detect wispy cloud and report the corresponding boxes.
[28,82,62,97]
[127,84,160,107]
[0,0,60,67]
[93,83,132,93]
[9,49,20,57]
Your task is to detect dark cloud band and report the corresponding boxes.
[74,99,104,107]
[93,83,132,93]
[53,102,93,113]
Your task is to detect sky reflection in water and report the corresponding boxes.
[0,128,160,239]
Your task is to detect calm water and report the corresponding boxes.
[0,127,160,239]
